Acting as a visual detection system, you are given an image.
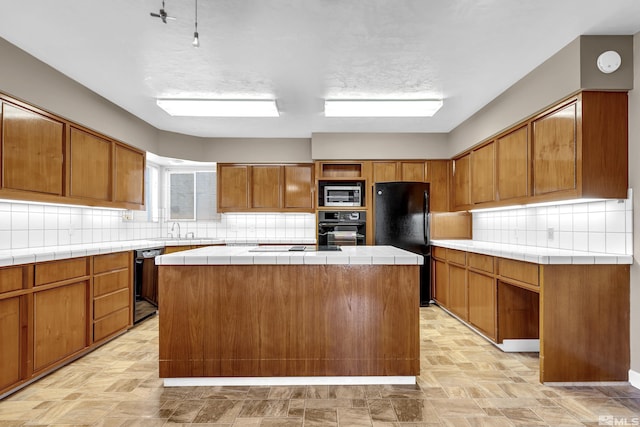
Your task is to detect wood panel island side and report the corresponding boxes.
[156,245,422,386]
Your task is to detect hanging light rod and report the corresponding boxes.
[192,0,199,47]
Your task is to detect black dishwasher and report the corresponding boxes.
[134,247,164,323]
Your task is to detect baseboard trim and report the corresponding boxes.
[496,339,540,353]
[164,376,416,387]
[630,369,640,390]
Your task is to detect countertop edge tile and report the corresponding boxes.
[432,239,631,265]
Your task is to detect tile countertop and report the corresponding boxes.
[0,238,316,267]
[155,245,424,266]
[431,240,633,265]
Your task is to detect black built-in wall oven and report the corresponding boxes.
[317,211,366,247]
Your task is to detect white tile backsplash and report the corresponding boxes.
[1,197,317,250]
[473,192,633,255]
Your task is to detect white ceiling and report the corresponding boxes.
[1,0,640,138]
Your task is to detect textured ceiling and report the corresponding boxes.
[1,0,640,138]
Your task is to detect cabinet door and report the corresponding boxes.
[283,164,313,210]
[468,271,496,340]
[532,102,577,196]
[452,154,471,210]
[448,264,467,320]
[400,161,426,182]
[114,143,145,205]
[471,142,495,204]
[33,282,88,371]
[0,296,22,391]
[69,127,111,201]
[2,102,64,195]
[251,166,281,209]
[427,160,450,212]
[433,258,448,307]
[372,162,398,183]
[218,164,249,211]
[497,126,528,201]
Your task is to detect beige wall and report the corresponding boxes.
[448,35,633,158]
[629,33,640,379]
[157,131,312,163]
[312,133,449,159]
[0,38,160,153]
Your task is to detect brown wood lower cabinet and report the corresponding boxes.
[468,271,496,340]
[540,264,629,383]
[448,263,467,320]
[33,282,88,372]
[431,245,630,383]
[0,297,22,391]
[92,252,132,343]
[432,257,448,306]
[0,251,133,398]
[159,264,420,378]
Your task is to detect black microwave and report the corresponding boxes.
[324,185,362,206]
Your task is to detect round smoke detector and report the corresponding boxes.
[596,50,622,74]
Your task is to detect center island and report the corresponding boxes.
[155,245,422,386]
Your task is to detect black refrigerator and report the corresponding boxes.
[374,182,431,306]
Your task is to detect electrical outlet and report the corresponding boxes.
[547,227,555,240]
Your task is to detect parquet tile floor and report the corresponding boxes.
[1,306,639,426]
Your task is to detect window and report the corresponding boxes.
[167,170,217,221]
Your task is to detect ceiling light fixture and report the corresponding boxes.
[156,99,280,117]
[192,0,199,47]
[324,99,443,117]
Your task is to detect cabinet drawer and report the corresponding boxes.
[446,249,466,266]
[432,246,446,260]
[94,269,129,297]
[94,288,130,319]
[0,265,27,294]
[94,307,129,342]
[94,252,130,274]
[35,257,89,286]
[468,253,494,274]
[498,258,539,286]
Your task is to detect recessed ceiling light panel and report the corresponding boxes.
[156,99,280,117]
[324,99,443,117]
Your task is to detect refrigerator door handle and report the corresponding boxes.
[424,191,430,246]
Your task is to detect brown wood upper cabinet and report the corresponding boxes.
[470,142,495,204]
[532,92,627,200]
[283,164,314,209]
[0,93,146,210]
[218,163,314,213]
[496,125,529,202]
[451,91,628,211]
[114,143,145,207]
[69,127,111,202]
[426,160,450,212]
[218,164,250,211]
[251,165,281,209]
[371,161,426,182]
[1,101,65,196]
[452,153,471,210]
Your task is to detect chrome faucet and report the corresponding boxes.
[171,222,181,239]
